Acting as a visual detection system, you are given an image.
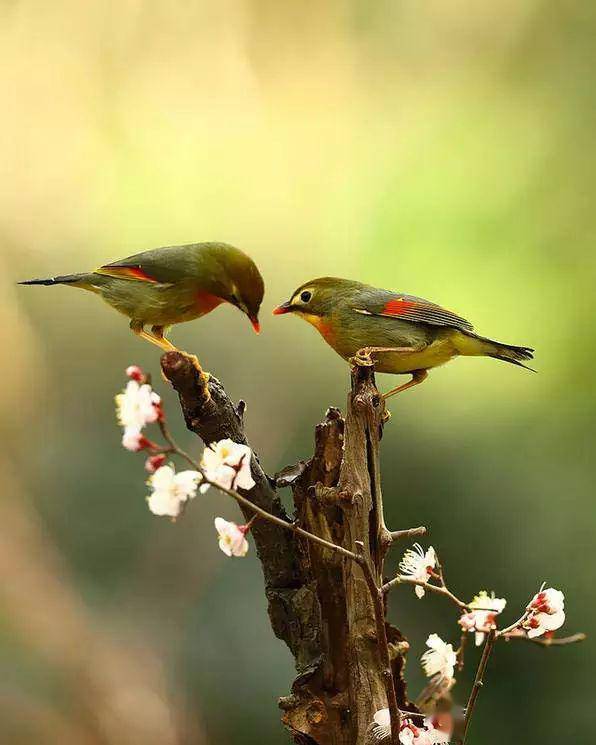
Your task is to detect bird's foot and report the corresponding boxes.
[352,347,376,368]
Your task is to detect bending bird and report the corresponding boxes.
[273,277,534,397]
[19,242,264,350]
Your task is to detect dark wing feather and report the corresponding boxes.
[355,293,474,333]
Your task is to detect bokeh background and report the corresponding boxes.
[2,1,594,743]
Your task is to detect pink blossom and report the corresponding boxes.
[125,365,145,382]
[423,714,452,744]
[371,711,451,744]
[523,587,565,638]
[459,591,507,646]
[145,453,167,473]
[122,428,151,452]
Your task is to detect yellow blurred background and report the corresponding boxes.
[2,1,594,743]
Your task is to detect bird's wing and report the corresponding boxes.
[94,264,161,283]
[353,293,474,332]
[95,244,197,284]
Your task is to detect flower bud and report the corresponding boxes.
[145,453,167,473]
[125,365,145,382]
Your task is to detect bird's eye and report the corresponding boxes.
[300,290,312,303]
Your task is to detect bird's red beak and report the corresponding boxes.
[250,316,261,334]
[273,301,292,315]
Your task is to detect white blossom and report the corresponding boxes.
[398,544,436,598]
[116,379,161,431]
[523,587,565,638]
[122,427,147,452]
[146,465,200,518]
[200,439,255,493]
[214,517,249,557]
[370,710,451,745]
[459,590,507,646]
[421,634,456,682]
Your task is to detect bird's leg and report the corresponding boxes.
[129,320,178,352]
[352,344,426,367]
[383,369,429,399]
[150,325,178,352]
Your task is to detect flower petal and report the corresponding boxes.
[150,465,175,491]
[147,490,182,517]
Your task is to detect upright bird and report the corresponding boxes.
[274,277,534,396]
[20,242,264,351]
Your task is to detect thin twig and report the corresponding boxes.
[460,629,497,744]
[158,419,197,469]
[503,631,586,647]
[432,559,447,588]
[497,611,529,637]
[457,632,467,672]
[399,709,426,720]
[382,576,468,610]
[389,526,427,542]
[207,475,361,562]
[355,542,402,745]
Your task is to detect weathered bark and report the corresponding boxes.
[160,352,410,744]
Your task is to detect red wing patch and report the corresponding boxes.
[382,298,418,315]
[372,296,474,332]
[96,265,159,283]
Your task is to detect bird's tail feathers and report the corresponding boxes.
[18,273,91,287]
[454,331,535,372]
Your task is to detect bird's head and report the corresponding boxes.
[273,277,358,323]
[201,244,264,333]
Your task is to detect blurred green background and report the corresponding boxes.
[2,1,594,743]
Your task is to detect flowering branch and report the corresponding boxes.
[156,418,196,470]
[113,359,585,745]
[459,624,586,744]
[382,575,468,610]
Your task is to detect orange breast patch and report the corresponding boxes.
[302,313,335,345]
[196,291,224,314]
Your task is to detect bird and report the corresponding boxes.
[273,277,534,397]
[19,242,264,351]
